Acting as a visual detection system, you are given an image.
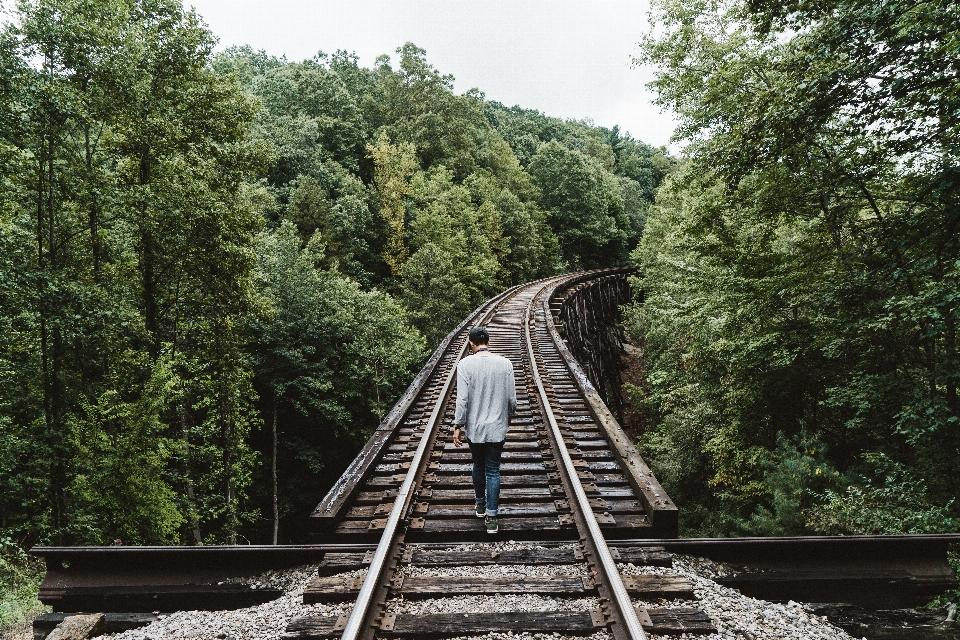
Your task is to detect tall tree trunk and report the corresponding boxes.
[36,158,58,541]
[181,405,203,545]
[85,123,109,380]
[272,393,278,545]
[85,125,101,283]
[138,147,159,360]
[220,348,237,545]
[44,108,67,541]
[943,308,958,501]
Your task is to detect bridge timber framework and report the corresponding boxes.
[29,268,960,640]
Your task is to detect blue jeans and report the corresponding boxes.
[468,440,504,516]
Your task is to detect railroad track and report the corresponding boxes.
[30,269,959,640]
[288,270,708,639]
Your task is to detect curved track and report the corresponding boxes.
[290,271,707,639]
[29,270,960,640]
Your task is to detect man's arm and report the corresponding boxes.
[453,364,467,447]
[506,361,517,417]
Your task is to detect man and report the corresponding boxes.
[452,326,517,534]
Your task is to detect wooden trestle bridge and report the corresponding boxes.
[30,268,960,640]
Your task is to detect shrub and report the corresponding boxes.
[0,538,47,637]
[805,453,956,535]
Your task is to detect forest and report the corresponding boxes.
[1,0,958,631]
[624,0,959,540]
[0,0,669,558]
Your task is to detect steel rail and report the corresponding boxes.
[339,280,538,640]
[524,287,649,640]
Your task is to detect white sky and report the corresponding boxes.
[186,0,678,150]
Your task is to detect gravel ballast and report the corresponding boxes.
[91,546,870,640]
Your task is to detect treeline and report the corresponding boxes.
[626,0,959,537]
[0,0,670,546]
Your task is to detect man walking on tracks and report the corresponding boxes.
[452,326,517,534]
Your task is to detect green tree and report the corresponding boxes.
[0,0,264,545]
[528,140,626,268]
[247,223,424,542]
[368,132,418,275]
[629,0,960,534]
[401,167,503,345]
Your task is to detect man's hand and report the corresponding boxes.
[453,426,463,447]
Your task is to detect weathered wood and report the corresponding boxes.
[283,616,343,638]
[612,546,673,567]
[284,611,598,638]
[387,611,600,636]
[591,473,629,484]
[597,487,637,498]
[284,607,716,638]
[317,552,371,576]
[433,451,545,462]
[409,547,584,566]
[397,574,595,598]
[427,487,553,501]
[317,547,585,574]
[621,574,695,598]
[574,439,608,448]
[432,462,548,474]
[642,607,717,634]
[344,505,377,518]
[305,568,688,603]
[439,441,540,451]
[419,503,559,518]
[40,584,282,613]
[426,473,552,487]
[302,575,366,603]
[416,516,569,533]
[335,519,383,532]
[406,516,578,542]
[34,613,157,640]
[607,514,653,529]
[544,273,679,536]
[588,461,626,471]
[581,450,615,459]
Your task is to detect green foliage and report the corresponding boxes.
[68,360,185,545]
[0,0,266,546]
[528,141,626,268]
[739,433,841,536]
[806,454,955,535]
[401,167,504,345]
[630,0,960,536]
[0,539,47,635]
[1,0,664,551]
[245,223,425,540]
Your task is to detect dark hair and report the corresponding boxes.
[468,326,490,345]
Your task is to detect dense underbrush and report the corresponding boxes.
[0,539,47,639]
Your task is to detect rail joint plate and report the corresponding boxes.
[590,607,609,628]
[378,612,396,631]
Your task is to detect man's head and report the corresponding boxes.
[469,326,490,347]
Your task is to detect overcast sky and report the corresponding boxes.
[186,0,679,150]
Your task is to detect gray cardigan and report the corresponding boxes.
[453,352,517,443]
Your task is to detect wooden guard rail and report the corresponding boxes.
[546,268,679,536]
[309,269,677,537]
